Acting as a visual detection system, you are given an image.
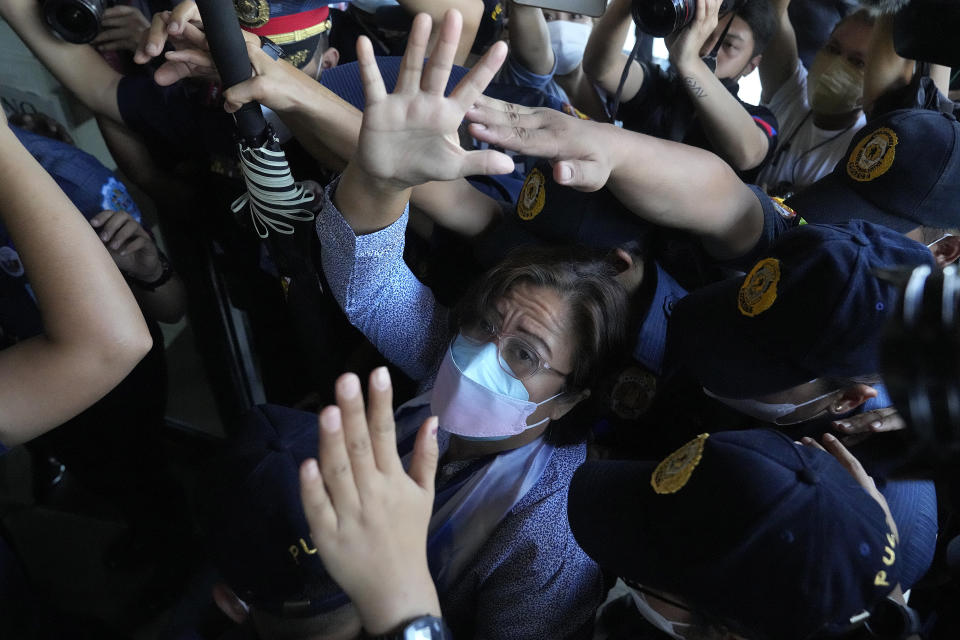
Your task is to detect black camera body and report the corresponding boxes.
[42,0,115,44]
[881,264,960,468]
[632,0,745,37]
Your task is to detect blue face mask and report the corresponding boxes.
[433,335,559,442]
[452,336,530,401]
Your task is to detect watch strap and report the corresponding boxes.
[365,614,451,640]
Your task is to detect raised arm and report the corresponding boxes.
[467,98,764,260]
[669,0,769,171]
[0,0,123,122]
[506,1,555,75]
[862,13,951,115]
[582,0,645,99]
[758,0,798,104]
[0,118,152,446]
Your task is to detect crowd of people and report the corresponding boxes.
[0,0,958,638]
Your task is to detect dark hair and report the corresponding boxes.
[736,0,778,57]
[455,245,631,442]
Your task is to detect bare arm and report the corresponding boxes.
[863,14,951,115]
[507,1,554,75]
[0,119,152,446]
[758,0,798,105]
[670,0,769,171]
[581,0,645,100]
[0,0,123,122]
[467,97,764,260]
[397,0,483,66]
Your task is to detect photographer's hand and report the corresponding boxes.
[133,0,205,66]
[92,5,150,53]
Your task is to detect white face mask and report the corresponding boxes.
[628,588,692,640]
[430,334,561,441]
[547,20,591,76]
[703,385,838,425]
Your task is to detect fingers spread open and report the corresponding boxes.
[367,367,401,474]
[421,9,461,95]
[395,13,432,94]
[318,406,361,517]
[356,36,387,105]
[299,458,338,540]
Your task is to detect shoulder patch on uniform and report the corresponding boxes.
[100,177,138,219]
[738,257,781,317]
[847,127,898,182]
[517,167,547,221]
[651,433,709,494]
[234,0,270,28]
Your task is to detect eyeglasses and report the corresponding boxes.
[461,317,570,381]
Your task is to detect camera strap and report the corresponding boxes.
[700,12,737,74]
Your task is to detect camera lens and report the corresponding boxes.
[633,0,694,37]
[42,0,106,44]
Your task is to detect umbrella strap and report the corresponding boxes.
[232,145,316,238]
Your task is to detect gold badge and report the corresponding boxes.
[234,0,270,28]
[651,433,709,494]
[609,366,657,420]
[846,127,898,182]
[738,258,781,317]
[517,168,547,221]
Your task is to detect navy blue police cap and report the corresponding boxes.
[239,1,333,69]
[567,429,902,640]
[197,404,350,618]
[786,109,960,233]
[666,220,936,398]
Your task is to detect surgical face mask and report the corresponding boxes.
[430,334,562,441]
[927,233,953,248]
[807,51,865,115]
[703,385,838,425]
[628,588,691,640]
[547,20,591,76]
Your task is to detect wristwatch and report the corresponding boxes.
[365,615,451,640]
[259,35,285,61]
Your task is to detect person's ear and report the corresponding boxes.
[740,54,762,78]
[212,583,250,625]
[930,236,960,267]
[550,388,590,421]
[827,384,878,416]
[321,46,340,71]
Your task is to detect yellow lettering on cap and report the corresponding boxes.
[887,532,898,548]
[883,547,896,566]
[299,538,318,554]
[874,571,890,587]
[288,544,300,566]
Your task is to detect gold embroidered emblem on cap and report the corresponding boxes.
[651,433,709,494]
[234,0,270,28]
[847,127,898,182]
[517,168,547,220]
[738,258,781,317]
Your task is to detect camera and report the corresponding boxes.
[632,0,745,37]
[41,0,115,44]
[880,264,960,469]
